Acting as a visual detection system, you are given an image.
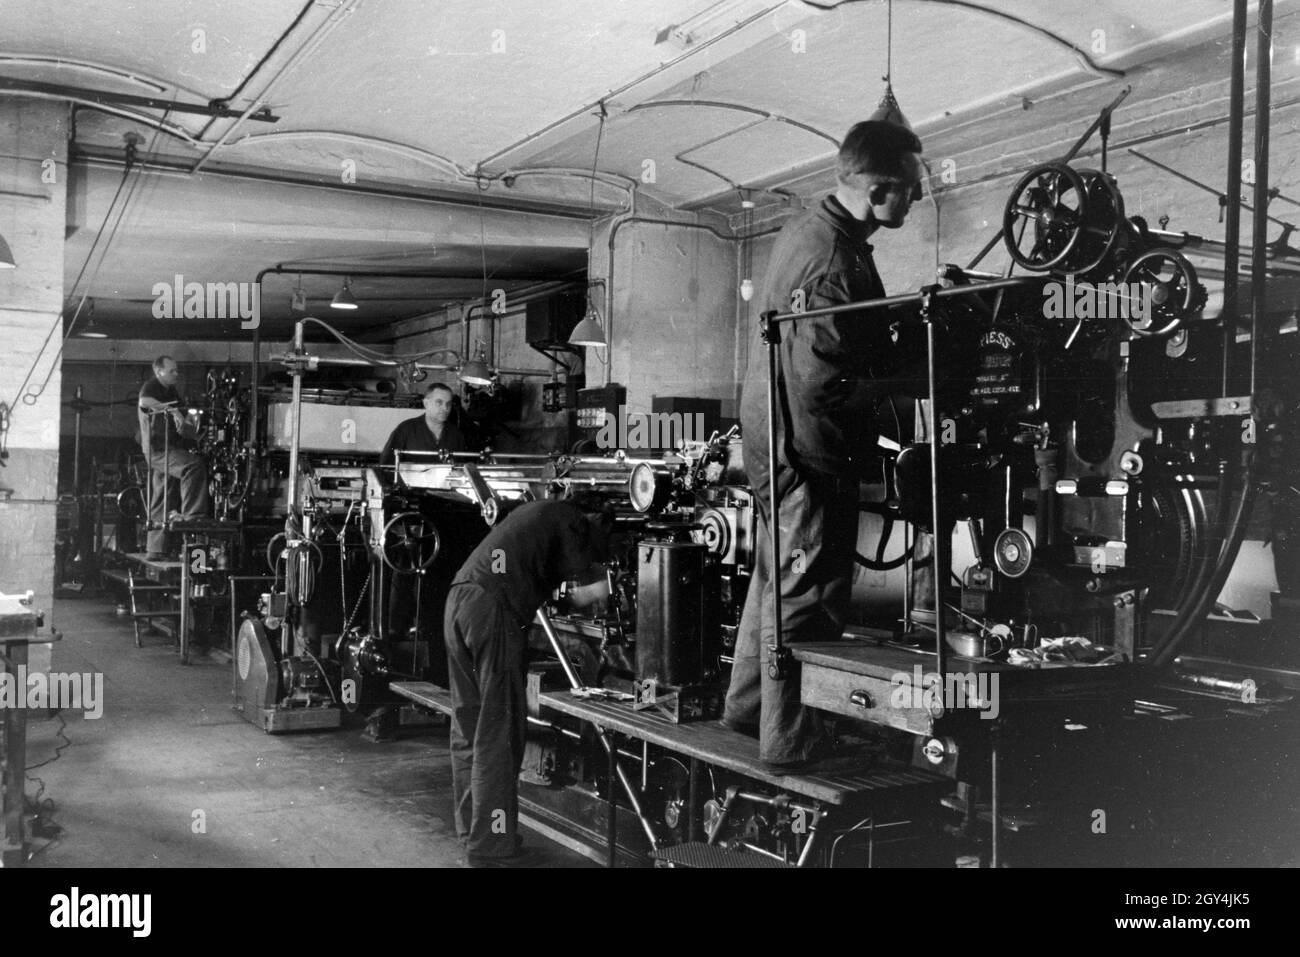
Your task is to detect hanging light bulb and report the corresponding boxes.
[739,195,755,302]
[331,277,358,310]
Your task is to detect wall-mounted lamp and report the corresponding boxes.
[568,299,607,347]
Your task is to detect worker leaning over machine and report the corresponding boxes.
[444,495,612,867]
[724,113,927,770]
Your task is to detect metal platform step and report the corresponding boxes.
[652,842,794,869]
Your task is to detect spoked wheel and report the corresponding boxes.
[1003,163,1088,272]
[1122,249,1206,338]
[380,511,440,574]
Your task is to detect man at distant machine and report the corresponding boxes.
[379,381,466,465]
[374,382,469,713]
[137,355,210,560]
[444,496,612,866]
[724,116,926,770]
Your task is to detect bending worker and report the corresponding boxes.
[444,496,612,866]
[137,355,210,560]
[724,116,926,770]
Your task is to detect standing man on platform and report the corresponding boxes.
[137,356,209,560]
[723,115,926,771]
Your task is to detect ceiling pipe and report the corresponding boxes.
[194,0,315,140]
[601,215,782,386]
[191,0,361,173]
[0,77,278,121]
[73,149,599,220]
[476,2,790,169]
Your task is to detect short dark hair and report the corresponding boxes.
[153,355,174,374]
[837,121,923,183]
[425,382,453,397]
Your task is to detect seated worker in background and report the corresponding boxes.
[379,381,466,465]
[137,355,210,560]
[725,116,926,771]
[444,496,612,866]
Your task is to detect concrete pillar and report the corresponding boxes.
[0,98,69,674]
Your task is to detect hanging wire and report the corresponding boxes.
[884,0,893,83]
[12,101,175,411]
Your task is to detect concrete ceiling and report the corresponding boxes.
[0,0,1285,341]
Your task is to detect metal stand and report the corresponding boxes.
[534,607,659,864]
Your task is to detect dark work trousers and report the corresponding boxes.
[385,574,450,686]
[146,449,210,554]
[444,582,528,859]
[722,466,860,765]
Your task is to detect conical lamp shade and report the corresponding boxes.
[331,283,358,310]
[0,232,15,269]
[569,303,607,347]
[458,357,494,387]
[869,82,912,131]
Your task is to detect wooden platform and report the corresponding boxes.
[538,691,948,807]
[390,681,454,716]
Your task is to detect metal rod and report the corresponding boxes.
[925,303,947,677]
[534,608,659,849]
[990,725,1000,869]
[767,276,1045,326]
[1251,0,1272,397]
[0,77,280,121]
[764,315,786,677]
[1223,0,1246,394]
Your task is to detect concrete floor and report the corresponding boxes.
[22,593,593,868]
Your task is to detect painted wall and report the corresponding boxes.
[0,97,68,669]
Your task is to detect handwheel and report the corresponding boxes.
[380,511,440,574]
[1003,163,1088,272]
[1072,169,1126,276]
[1122,248,1205,338]
[116,485,147,520]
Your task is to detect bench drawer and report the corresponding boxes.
[800,662,936,736]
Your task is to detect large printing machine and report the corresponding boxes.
[213,79,1300,865]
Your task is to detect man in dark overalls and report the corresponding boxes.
[724,118,926,770]
[443,497,611,866]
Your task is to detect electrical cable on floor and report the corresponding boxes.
[23,711,71,862]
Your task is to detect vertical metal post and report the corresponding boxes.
[606,741,618,869]
[72,385,83,499]
[1250,0,1272,397]
[688,756,701,842]
[180,533,191,665]
[990,724,1001,869]
[1222,0,1247,394]
[922,290,947,676]
[762,312,788,680]
[1,639,29,867]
